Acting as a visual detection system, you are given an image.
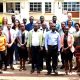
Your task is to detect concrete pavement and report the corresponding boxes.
[0,62,80,80]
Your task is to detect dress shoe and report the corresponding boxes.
[30,69,34,74]
[46,71,51,75]
[60,65,64,69]
[10,66,15,70]
[28,61,32,64]
[3,67,7,71]
[0,71,3,74]
[37,70,40,74]
[73,66,78,70]
[53,70,58,75]
[23,67,26,70]
[19,68,22,71]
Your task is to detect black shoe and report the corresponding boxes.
[53,70,58,75]
[19,68,22,71]
[73,66,78,70]
[46,71,51,75]
[23,67,26,70]
[60,65,64,69]
[10,66,15,70]
[28,61,32,64]
[3,67,7,71]
[30,69,34,74]
[0,71,3,74]
[37,70,40,74]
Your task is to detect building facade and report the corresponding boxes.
[0,0,80,23]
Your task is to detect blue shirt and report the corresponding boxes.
[45,30,60,51]
[25,22,34,31]
[56,23,61,32]
[65,20,75,27]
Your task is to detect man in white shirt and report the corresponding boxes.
[67,20,76,35]
[3,22,16,70]
[27,23,43,74]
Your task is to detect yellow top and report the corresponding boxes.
[0,34,7,51]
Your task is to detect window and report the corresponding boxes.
[6,2,20,13]
[30,2,42,12]
[0,3,3,12]
[62,2,80,12]
[45,2,51,13]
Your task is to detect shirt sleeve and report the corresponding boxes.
[57,34,61,51]
[45,32,48,50]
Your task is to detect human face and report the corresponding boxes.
[61,22,65,29]
[64,28,69,35]
[68,13,72,20]
[34,23,38,31]
[42,23,46,29]
[68,20,72,27]
[52,16,57,23]
[15,20,19,27]
[51,23,56,32]
[29,16,34,23]
[20,23,25,31]
[49,21,53,29]
[75,24,79,31]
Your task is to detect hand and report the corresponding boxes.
[46,50,48,53]
[21,44,24,47]
[40,47,43,51]
[7,44,11,48]
[63,48,67,52]
[57,51,60,55]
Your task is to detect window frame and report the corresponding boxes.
[6,2,20,13]
[29,2,42,12]
[45,2,51,13]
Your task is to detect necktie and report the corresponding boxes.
[8,29,11,43]
[22,33,25,44]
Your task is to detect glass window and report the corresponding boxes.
[6,2,20,13]
[62,2,80,12]
[45,2,51,13]
[30,2,42,12]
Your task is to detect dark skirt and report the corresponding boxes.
[18,47,28,60]
[63,49,73,62]
[75,46,80,58]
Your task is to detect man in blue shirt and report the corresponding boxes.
[65,13,75,27]
[45,21,60,75]
[25,16,34,31]
[52,16,61,33]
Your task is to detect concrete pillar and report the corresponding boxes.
[20,0,29,23]
[3,1,6,13]
[54,1,62,22]
[42,2,45,15]
[51,2,54,14]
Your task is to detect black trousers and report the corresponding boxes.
[6,44,14,66]
[60,48,65,66]
[40,46,46,69]
[0,51,7,69]
[46,45,58,72]
[31,46,40,71]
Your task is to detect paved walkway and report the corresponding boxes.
[0,62,80,80]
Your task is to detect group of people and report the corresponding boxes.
[0,13,80,75]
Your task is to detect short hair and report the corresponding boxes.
[68,13,72,17]
[40,16,44,19]
[74,23,80,27]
